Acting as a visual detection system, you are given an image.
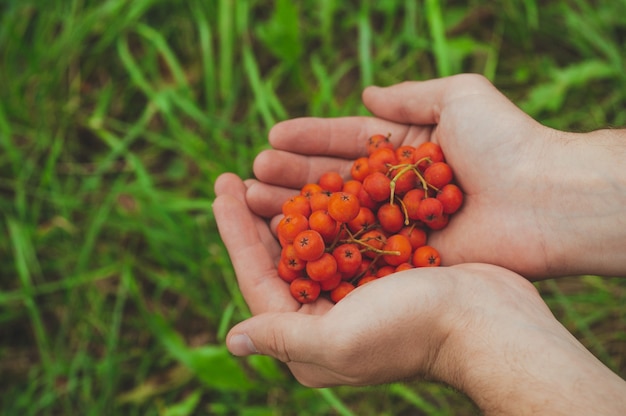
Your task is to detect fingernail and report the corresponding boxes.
[228,334,257,356]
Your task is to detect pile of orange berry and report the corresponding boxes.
[276,134,464,304]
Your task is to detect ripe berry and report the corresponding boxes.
[327,192,360,223]
[360,229,387,258]
[413,245,441,267]
[376,202,405,234]
[402,188,426,221]
[376,265,395,278]
[357,275,378,286]
[319,272,342,291]
[332,243,363,278]
[300,183,323,199]
[282,195,311,217]
[424,162,453,189]
[362,171,391,202]
[293,229,326,261]
[390,167,418,196]
[290,278,321,304]
[366,133,393,155]
[399,225,427,250]
[437,184,464,214]
[306,252,338,282]
[281,244,306,271]
[318,171,344,192]
[309,190,332,212]
[342,179,363,196]
[309,210,339,243]
[277,260,303,283]
[351,157,370,181]
[382,234,412,266]
[413,142,444,171]
[416,197,444,225]
[346,206,376,234]
[396,145,416,164]
[330,281,355,303]
[277,214,309,246]
[368,147,398,173]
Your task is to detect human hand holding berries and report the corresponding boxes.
[247,74,626,279]
[211,205,626,416]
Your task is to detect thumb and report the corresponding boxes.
[226,312,325,363]
[362,74,497,125]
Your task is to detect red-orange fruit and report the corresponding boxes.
[290,278,321,304]
[327,192,360,223]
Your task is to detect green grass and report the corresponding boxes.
[0,0,625,414]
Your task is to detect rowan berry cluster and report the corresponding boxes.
[276,134,464,304]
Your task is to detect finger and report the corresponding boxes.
[253,149,354,189]
[268,116,411,158]
[213,184,298,315]
[216,173,280,256]
[362,74,499,125]
[245,179,298,219]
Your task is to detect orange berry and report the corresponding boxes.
[281,244,306,271]
[424,162,453,189]
[342,179,363,196]
[318,171,344,192]
[300,183,323,198]
[402,188,426,221]
[360,229,387,259]
[309,190,332,212]
[376,265,395,278]
[309,210,339,243]
[362,171,391,202]
[351,157,370,181]
[377,202,405,234]
[276,214,309,246]
[332,243,363,278]
[395,262,414,272]
[366,133,393,155]
[306,252,338,282]
[413,142,444,171]
[437,183,464,214]
[282,194,311,217]
[330,281,355,303]
[357,275,378,286]
[368,147,398,173]
[327,192,360,223]
[396,145,416,164]
[382,234,412,266]
[277,260,303,283]
[413,245,441,267]
[399,225,427,250]
[293,229,326,261]
[290,278,321,304]
[319,272,342,291]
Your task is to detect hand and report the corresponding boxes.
[246,74,626,279]
[213,175,626,414]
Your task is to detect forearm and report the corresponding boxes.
[456,327,625,415]
[539,128,626,277]
[432,265,626,415]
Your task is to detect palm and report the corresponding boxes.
[214,173,333,316]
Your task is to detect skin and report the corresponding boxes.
[213,74,626,414]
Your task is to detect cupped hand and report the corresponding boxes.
[213,164,626,415]
[214,171,545,387]
[246,74,626,279]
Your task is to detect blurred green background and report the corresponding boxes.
[1,0,625,414]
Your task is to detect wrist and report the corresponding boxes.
[537,128,626,277]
